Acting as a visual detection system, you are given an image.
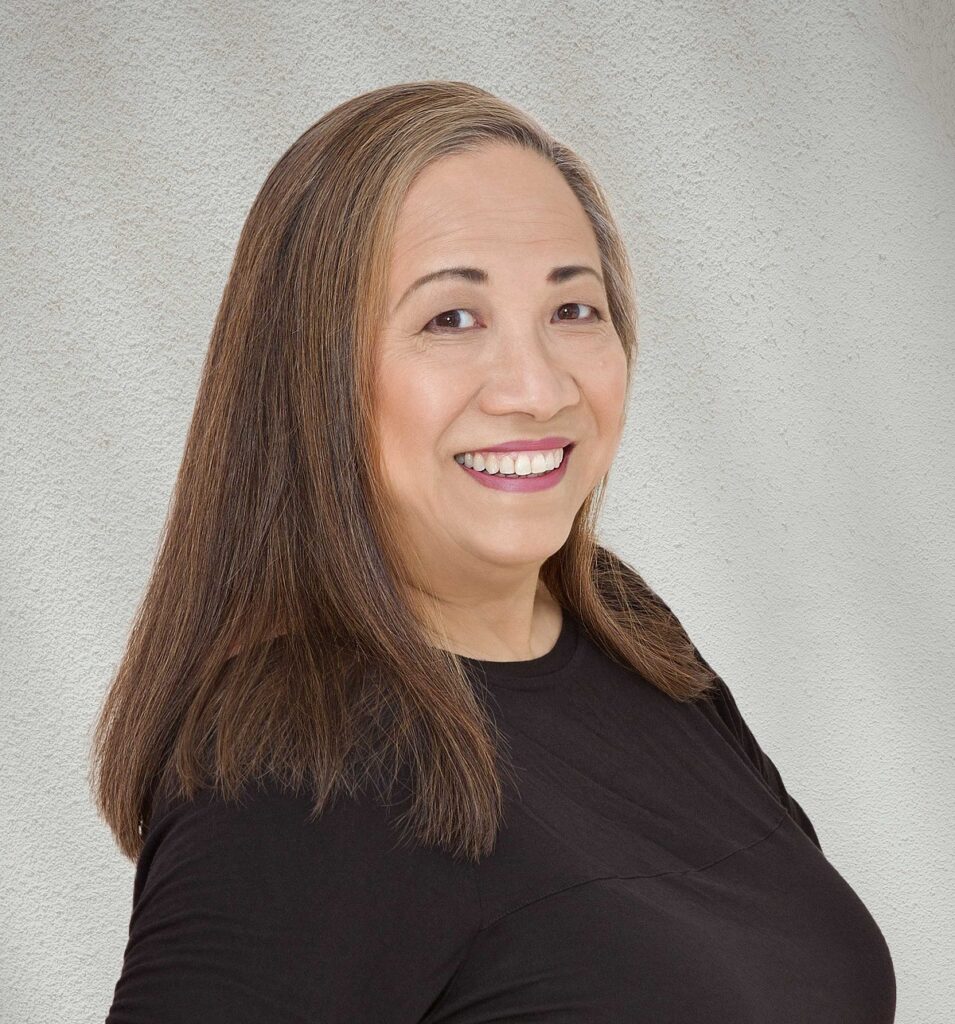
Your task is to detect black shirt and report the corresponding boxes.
[105,607,896,1022]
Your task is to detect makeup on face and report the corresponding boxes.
[453,442,575,493]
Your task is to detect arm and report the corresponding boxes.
[105,778,482,1023]
[702,666,823,853]
[645,580,824,852]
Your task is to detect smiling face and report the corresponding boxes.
[373,141,630,603]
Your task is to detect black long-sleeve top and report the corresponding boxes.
[105,607,896,1022]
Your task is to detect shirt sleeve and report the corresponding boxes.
[646,582,824,853]
[703,669,824,853]
[104,776,482,1023]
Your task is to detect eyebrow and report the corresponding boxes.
[393,264,605,313]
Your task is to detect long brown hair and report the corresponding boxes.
[89,80,718,866]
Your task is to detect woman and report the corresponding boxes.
[95,81,896,1022]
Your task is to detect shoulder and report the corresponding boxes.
[141,774,479,912]
[110,776,483,1022]
[693,675,824,852]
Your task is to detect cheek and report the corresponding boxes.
[585,346,629,426]
[376,353,463,470]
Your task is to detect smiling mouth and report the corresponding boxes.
[453,442,574,458]
[453,443,574,477]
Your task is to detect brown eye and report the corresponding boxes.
[555,302,602,322]
[422,302,604,335]
[423,309,477,333]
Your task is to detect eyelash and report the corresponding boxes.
[422,302,604,335]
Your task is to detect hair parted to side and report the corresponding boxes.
[89,79,719,865]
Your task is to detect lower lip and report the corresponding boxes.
[456,445,574,492]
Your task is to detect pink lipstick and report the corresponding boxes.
[456,443,574,493]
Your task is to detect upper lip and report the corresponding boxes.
[456,436,574,454]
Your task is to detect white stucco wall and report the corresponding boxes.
[1,2,952,1021]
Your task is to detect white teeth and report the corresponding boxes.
[453,446,567,477]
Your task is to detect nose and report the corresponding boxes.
[475,329,580,421]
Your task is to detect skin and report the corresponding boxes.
[374,141,630,661]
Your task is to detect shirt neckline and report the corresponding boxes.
[457,606,581,688]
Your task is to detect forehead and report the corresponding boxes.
[389,144,600,276]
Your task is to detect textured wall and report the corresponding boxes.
[2,2,952,1021]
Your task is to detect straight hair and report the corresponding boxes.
[89,80,718,866]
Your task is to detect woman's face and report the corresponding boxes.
[374,142,629,592]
